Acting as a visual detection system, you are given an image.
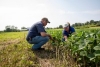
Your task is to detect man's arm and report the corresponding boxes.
[36,24,53,40]
[62,30,68,41]
[64,35,68,41]
[71,27,75,35]
[72,32,76,35]
[40,32,50,37]
[40,32,53,40]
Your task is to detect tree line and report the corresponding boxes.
[72,20,100,27]
[47,20,100,29]
[3,20,100,32]
[4,25,28,32]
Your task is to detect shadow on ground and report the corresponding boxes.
[33,49,56,59]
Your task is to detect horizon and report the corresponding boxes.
[0,0,100,31]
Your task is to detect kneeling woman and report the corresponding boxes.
[62,22,75,41]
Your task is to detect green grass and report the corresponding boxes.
[89,27,100,29]
[0,32,40,67]
[0,28,100,67]
[0,40,39,67]
[0,30,77,67]
[0,32,27,43]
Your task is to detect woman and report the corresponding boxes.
[62,22,75,41]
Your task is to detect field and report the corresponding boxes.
[0,28,100,67]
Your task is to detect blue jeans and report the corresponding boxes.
[28,36,49,50]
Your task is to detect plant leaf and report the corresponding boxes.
[93,46,100,50]
[80,51,87,56]
[87,54,95,61]
[94,50,100,56]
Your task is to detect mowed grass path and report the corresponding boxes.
[0,31,66,67]
[0,31,77,67]
[0,32,40,67]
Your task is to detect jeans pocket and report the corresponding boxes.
[32,37,38,44]
[28,40,33,44]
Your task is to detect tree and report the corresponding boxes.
[96,21,100,26]
[85,21,90,25]
[59,25,63,28]
[21,27,28,31]
[4,25,20,32]
[5,25,11,32]
[90,20,94,25]
[21,27,27,29]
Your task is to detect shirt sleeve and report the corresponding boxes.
[36,24,45,33]
[63,30,67,36]
[71,27,75,33]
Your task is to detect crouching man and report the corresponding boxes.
[26,17,52,50]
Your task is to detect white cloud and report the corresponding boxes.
[0,0,100,30]
[0,5,64,30]
[58,10,76,15]
[36,3,46,7]
[58,10,66,15]
[66,11,75,14]
[82,10,100,14]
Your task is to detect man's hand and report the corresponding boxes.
[47,34,53,40]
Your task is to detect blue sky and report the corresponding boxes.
[0,0,100,30]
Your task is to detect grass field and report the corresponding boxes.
[89,27,100,29]
[0,28,100,67]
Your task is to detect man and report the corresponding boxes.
[26,17,52,50]
[62,22,75,41]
